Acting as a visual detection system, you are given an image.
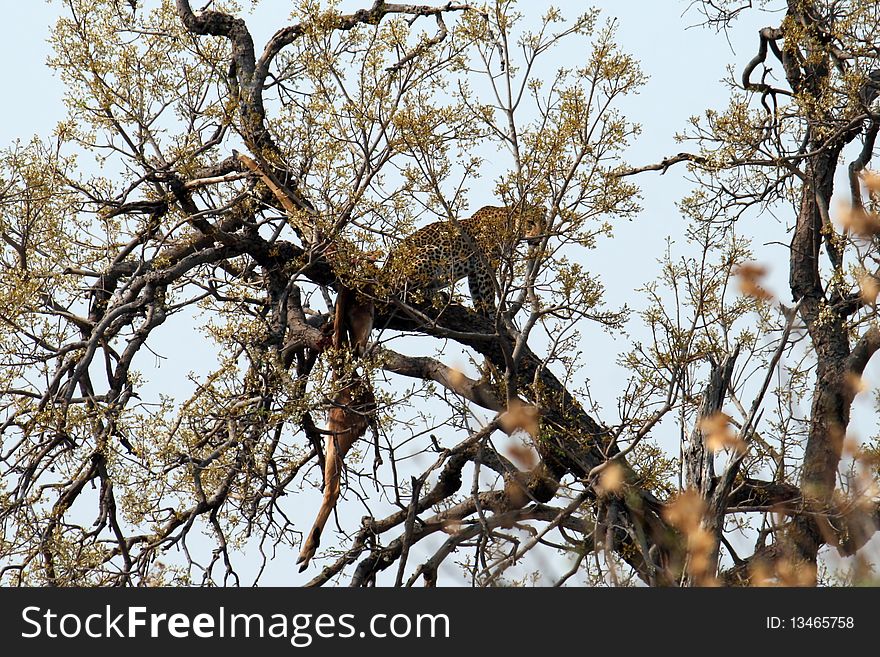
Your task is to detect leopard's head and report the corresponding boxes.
[518,204,546,243]
[500,202,545,245]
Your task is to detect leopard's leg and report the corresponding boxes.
[467,257,496,315]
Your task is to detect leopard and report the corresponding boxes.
[382,204,545,314]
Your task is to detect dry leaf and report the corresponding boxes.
[687,527,717,577]
[700,412,746,455]
[861,169,880,194]
[777,558,816,587]
[748,560,775,587]
[736,263,773,300]
[504,474,531,508]
[597,462,626,495]
[662,489,707,534]
[447,367,466,388]
[842,435,861,457]
[858,275,880,304]
[837,203,880,236]
[663,491,719,584]
[500,399,541,437]
[506,441,539,469]
[845,372,868,397]
[856,447,880,469]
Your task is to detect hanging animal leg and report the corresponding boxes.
[297,380,375,571]
[298,268,375,571]
[333,287,374,356]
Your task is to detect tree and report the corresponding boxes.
[0,0,878,587]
